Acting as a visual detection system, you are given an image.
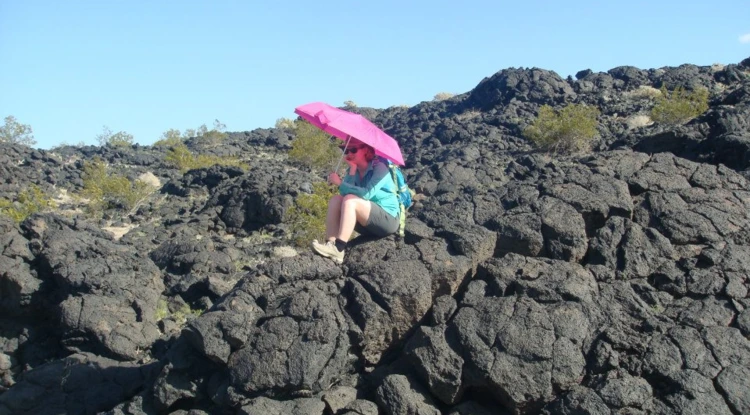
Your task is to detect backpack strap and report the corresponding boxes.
[387,163,406,237]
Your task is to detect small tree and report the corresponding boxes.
[184,128,197,139]
[80,158,156,215]
[96,126,134,147]
[95,126,114,146]
[650,85,709,125]
[288,120,341,171]
[523,104,600,154]
[0,116,36,146]
[212,119,226,132]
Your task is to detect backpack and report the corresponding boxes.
[382,158,416,237]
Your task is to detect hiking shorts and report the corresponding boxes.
[356,202,399,237]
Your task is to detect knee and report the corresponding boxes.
[329,194,343,208]
[341,194,361,209]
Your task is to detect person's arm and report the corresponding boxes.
[339,167,356,187]
[339,163,392,201]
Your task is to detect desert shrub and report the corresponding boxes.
[80,159,156,215]
[523,103,600,154]
[275,117,295,131]
[154,298,203,323]
[165,145,194,171]
[650,85,709,125]
[0,115,36,146]
[165,143,248,173]
[434,92,455,101]
[286,182,337,247]
[198,119,227,146]
[153,129,184,147]
[626,114,653,130]
[183,128,197,139]
[50,141,86,150]
[627,85,662,100]
[96,126,134,147]
[154,120,227,147]
[457,109,482,121]
[0,185,56,222]
[172,303,204,322]
[154,299,169,321]
[288,121,341,171]
[184,119,228,148]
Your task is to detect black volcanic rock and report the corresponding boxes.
[2,56,750,414]
[468,68,577,109]
[0,353,160,415]
[20,214,164,361]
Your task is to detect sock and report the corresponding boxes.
[334,238,347,252]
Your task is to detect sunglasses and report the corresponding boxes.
[343,147,362,155]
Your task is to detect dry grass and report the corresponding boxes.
[625,114,653,129]
[456,110,482,122]
[102,223,137,240]
[625,86,662,100]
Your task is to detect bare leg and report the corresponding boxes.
[337,195,371,242]
[325,195,344,241]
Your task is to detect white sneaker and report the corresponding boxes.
[311,239,344,264]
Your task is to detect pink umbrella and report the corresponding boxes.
[294,102,405,166]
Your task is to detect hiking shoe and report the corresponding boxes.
[311,239,344,264]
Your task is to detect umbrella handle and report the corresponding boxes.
[333,135,352,175]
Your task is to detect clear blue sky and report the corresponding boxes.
[2,1,749,149]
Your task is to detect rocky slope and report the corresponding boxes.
[1,56,749,415]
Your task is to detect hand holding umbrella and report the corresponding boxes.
[327,172,342,186]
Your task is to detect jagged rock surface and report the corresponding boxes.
[1,57,750,414]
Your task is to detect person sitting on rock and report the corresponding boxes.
[311,137,400,263]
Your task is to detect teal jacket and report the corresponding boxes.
[339,159,400,218]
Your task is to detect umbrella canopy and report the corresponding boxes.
[294,102,405,166]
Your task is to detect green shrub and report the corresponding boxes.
[0,115,36,146]
[523,103,600,154]
[154,299,169,321]
[153,129,184,147]
[96,126,134,147]
[194,120,228,148]
[288,121,341,171]
[172,303,204,322]
[650,85,709,125]
[160,120,228,148]
[165,143,248,173]
[154,298,203,323]
[164,144,194,171]
[0,185,56,222]
[80,159,156,215]
[286,182,337,247]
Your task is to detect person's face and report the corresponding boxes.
[343,144,367,162]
